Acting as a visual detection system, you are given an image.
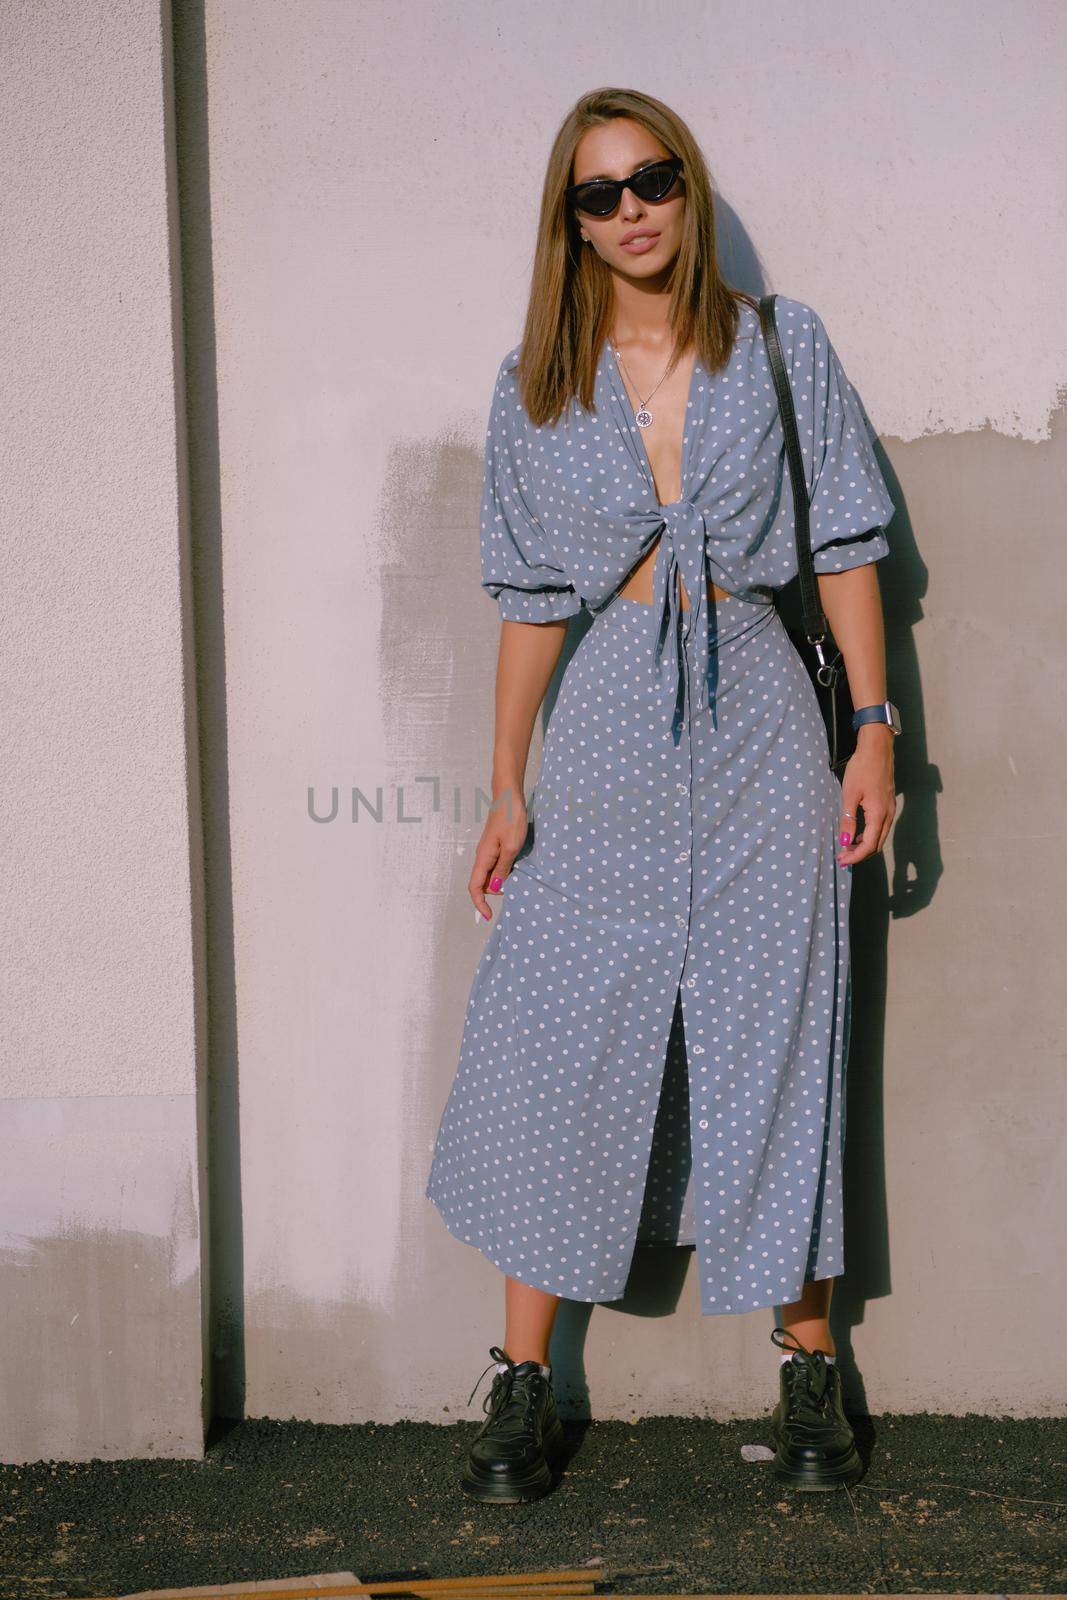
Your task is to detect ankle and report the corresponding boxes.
[779,1328,835,1359]
[499,1347,551,1370]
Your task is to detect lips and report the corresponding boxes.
[620,230,660,245]
[619,232,661,255]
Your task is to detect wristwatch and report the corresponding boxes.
[852,700,902,734]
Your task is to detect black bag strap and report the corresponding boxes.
[757,294,828,643]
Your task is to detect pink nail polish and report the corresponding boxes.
[489,875,503,892]
[840,831,852,846]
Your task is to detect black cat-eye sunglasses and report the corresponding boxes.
[565,155,684,219]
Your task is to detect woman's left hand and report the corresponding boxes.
[838,728,897,865]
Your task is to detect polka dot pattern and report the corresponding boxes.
[478,296,894,627]
[424,297,890,1316]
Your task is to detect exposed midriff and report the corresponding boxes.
[616,535,731,609]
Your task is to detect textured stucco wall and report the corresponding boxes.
[197,0,1065,1421]
[0,0,208,1460]
[3,0,1065,1463]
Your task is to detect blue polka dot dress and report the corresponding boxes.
[425,296,895,1315]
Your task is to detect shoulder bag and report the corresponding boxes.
[757,292,855,777]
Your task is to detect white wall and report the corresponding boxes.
[0,0,208,1459]
[202,0,1065,1420]
[2,0,1065,1460]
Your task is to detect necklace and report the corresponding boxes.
[610,331,679,428]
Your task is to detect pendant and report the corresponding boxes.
[635,408,653,428]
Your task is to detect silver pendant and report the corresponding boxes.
[635,408,653,428]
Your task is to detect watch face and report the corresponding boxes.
[887,701,902,734]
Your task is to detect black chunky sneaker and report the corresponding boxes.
[460,1343,566,1503]
[769,1325,863,1491]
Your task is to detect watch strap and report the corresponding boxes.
[852,700,900,732]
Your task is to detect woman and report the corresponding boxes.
[425,87,898,1503]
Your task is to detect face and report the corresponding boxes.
[569,118,686,279]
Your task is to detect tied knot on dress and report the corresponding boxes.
[623,498,718,745]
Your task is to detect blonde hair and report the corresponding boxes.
[512,86,759,426]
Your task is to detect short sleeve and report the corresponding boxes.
[479,353,583,624]
[790,306,895,574]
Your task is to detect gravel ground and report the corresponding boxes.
[3,1412,1065,1597]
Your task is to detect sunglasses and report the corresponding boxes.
[565,155,684,219]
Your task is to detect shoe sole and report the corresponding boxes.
[460,1418,567,1503]
[772,1443,863,1491]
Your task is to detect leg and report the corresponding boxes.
[779,1275,836,1356]
[461,1275,566,1505]
[502,1274,561,1365]
[769,1275,860,1491]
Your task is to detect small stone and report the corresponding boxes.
[741,1443,776,1462]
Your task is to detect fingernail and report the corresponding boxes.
[489,875,503,892]
[840,831,852,846]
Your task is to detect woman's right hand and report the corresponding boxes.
[469,792,529,921]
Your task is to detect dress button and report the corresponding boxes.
[686,977,697,988]
[677,850,689,861]
[677,782,687,794]
[698,1119,709,1130]
[675,914,686,928]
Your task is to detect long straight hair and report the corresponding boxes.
[513,87,759,427]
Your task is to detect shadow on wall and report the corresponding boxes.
[171,0,247,1426]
